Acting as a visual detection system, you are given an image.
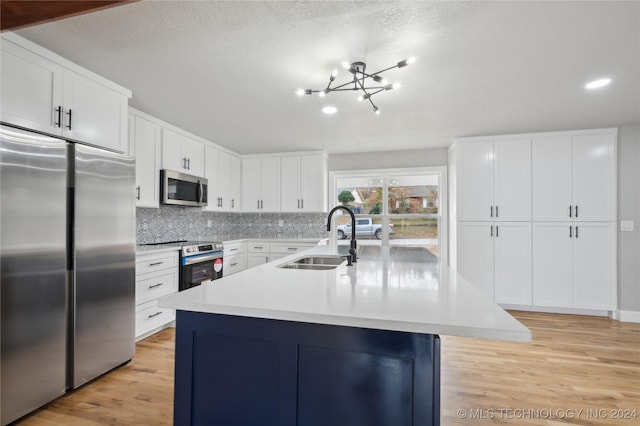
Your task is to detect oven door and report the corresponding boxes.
[180,256,223,291]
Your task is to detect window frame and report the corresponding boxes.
[328,166,448,265]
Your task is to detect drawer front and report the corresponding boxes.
[248,243,270,253]
[224,254,248,276]
[269,242,317,255]
[135,299,175,338]
[224,243,247,257]
[136,251,178,275]
[135,269,178,305]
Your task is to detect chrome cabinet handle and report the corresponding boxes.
[149,261,163,266]
[575,205,578,218]
[495,205,498,217]
[490,225,493,237]
[490,206,493,218]
[148,283,163,289]
[569,206,572,217]
[257,200,260,209]
[298,199,300,209]
[301,199,304,209]
[230,248,238,252]
[54,106,62,127]
[230,262,238,267]
[66,109,73,130]
[187,158,190,170]
[287,247,297,251]
[569,226,573,238]
[148,311,162,319]
[183,158,187,169]
[260,200,264,209]
[136,186,141,200]
[496,225,499,237]
[231,199,234,208]
[575,226,579,238]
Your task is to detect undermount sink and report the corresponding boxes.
[278,255,346,270]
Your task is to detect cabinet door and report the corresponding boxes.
[572,222,615,309]
[280,156,301,212]
[133,115,161,207]
[457,222,494,299]
[493,139,531,221]
[247,253,270,268]
[183,137,204,177]
[218,151,232,210]
[300,155,326,212]
[572,134,615,221]
[532,222,572,307]
[457,142,494,221]
[260,157,281,212]
[532,136,572,221]
[0,40,63,135]
[162,128,186,172]
[62,72,128,153]
[204,146,220,211]
[494,222,531,305]
[229,155,242,211]
[242,158,261,212]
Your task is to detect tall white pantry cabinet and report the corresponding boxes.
[450,128,617,313]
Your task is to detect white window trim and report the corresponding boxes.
[328,166,448,265]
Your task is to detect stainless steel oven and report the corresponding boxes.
[179,242,224,291]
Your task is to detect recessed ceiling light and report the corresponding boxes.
[322,106,337,114]
[585,78,612,89]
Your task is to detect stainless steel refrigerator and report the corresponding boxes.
[1,124,135,425]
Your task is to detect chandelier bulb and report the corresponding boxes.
[296,89,305,96]
[319,90,327,97]
[392,83,402,90]
[341,61,350,70]
[357,95,363,102]
[331,68,338,78]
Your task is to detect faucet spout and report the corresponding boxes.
[326,205,358,264]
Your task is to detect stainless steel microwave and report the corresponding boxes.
[161,170,208,207]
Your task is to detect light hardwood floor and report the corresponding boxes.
[16,312,640,425]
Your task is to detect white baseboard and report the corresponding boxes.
[612,310,640,323]
[500,304,610,317]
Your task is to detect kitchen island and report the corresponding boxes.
[159,245,531,426]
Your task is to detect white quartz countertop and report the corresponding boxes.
[136,245,181,255]
[159,245,531,343]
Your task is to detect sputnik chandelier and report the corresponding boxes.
[296,57,416,114]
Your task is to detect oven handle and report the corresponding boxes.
[182,252,223,266]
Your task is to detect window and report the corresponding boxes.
[329,167,447,262]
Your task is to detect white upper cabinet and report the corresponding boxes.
[280,154,327,212]
[130,112,161,208]
[531,136,573,221]
[1,39,63,135]
[205,147,241,212]
[242,157,280,212]
[532,131,616,222]
[162,128,204,177]
[0,33,131,153]
[62,72,129,153]
[229,155,242,211]
[571,134,616,222]
[456,138,531,221]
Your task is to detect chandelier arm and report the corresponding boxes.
[354,74,373,99]
[368,65,399,76]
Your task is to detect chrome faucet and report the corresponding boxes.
[326,205,357,265]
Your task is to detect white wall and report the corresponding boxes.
[617,124,640,313]
[328,148,448,171]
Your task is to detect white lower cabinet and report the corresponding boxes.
[246,241,319,268]
[223,241,248,276]
[247,243,271,268]
[533,222,615,310]
[135,251,179,340]
[457,222,531,304]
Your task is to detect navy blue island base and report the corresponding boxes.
[173,310,441,426]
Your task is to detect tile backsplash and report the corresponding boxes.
[136,207,328,244]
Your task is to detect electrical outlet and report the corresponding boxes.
[620,220,634,231]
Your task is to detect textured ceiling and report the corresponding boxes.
[15,1,640,154]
